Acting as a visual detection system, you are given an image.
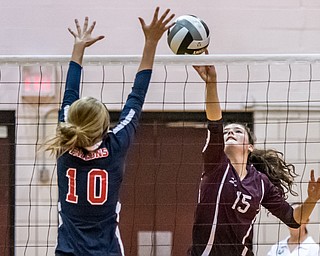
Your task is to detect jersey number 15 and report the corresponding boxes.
[231,191,252,214]
[66,168,108,205]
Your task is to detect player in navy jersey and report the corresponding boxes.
[46,8,175,256]
[188,51,320,256]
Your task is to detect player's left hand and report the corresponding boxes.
[138,7,175,44]
[307,169,320,202]
[193,50,216,84]
[68,17,105,48]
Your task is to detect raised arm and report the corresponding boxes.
[68,17,105,66]
[293,169,320,224]
[59,17,104,122]
[112,8,175,149]
[121,6,175,108]
[193,53,221,121]
[137,7,175,72]
[193,53,226,174]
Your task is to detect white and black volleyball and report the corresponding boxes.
[167,15,210,55]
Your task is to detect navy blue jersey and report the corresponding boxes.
[188,119,299,256]
[55,61,152,256]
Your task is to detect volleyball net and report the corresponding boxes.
[1,54,320,255]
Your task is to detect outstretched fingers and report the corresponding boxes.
[163,13,175,30]
[87,20,105,43]
[310,169,315,182]
[68,27,77,38]
[308,169,320,202]
[158,8,170,23]
[90,35,105,45]
[87,20,96,34]
[75,19,81,35]
[151,6,160,25]
[138,17,146,29]
[311,169,320,184]
[139,7,175,43]
[152,7,175,28]
[83,17,89,33]
[157,8,175,30]
[68,17,105,48]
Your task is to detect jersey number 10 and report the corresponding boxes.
[66,168,108,205]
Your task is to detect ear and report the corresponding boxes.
[248,144,254,153]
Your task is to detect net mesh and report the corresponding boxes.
[0,54,320,255]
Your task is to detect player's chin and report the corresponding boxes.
[224,143,246,153]
[224,140,238,146]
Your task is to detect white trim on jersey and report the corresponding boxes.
[112,109,136,134]
[115,201,125,255]
[202,129,211,153]
[241,246,249,256]
[260,179,265,203]
[63,105,70,122]
[198,129,211,204]
[201,164,230,256]
[84,140,102,151]
[240,178,265,255]
[241,217,254,256]
[58,201,63,228]
[198,178,202,204]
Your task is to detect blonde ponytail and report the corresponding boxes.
[46,97,110,157]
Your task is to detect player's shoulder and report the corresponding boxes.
[248,164,268,180]
[246,165,277,192]
[304,236,319,248]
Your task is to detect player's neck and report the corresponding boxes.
[229,155,248,180]
[234,164,247,180]
[288,232,308,245]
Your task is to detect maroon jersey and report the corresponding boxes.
[188,119,299,256]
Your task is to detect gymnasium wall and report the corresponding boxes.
[1,0,320,56]
[1,1,320,255]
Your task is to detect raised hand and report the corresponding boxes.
[293,169,320,224]
[68,17,105,48]
[68,17,104,65]
[137,7,175,71]
[193,50,220,121]
[307,169,320,202]
[193,50,216,84]
[138,7,175,45]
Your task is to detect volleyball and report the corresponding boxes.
[167,15,210,55]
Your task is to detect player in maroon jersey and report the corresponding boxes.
[188,52,320,256]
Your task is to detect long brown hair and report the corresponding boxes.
[46,97,110,157]
[233,123,298,197]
